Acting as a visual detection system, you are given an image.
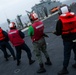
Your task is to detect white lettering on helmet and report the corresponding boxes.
[9,23,13,28]
[36,24,43,29]
[33,13,38,18]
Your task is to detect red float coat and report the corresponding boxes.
[59,12,76,35]
[31,21,44,42]
[8,29,24,46]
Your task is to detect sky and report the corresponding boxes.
[0,0,69,24]
[0,0,40,24]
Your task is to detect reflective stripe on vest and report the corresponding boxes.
[8,29,24,46]
[31,21,44,42]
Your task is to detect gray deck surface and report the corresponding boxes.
[0,4,76,75]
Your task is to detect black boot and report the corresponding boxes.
[7,54,11,58]
[5,58,9,61]
[13,56,16,60]
[5,55,11,61]
[45,57,52,65]
[29,59,35,65]
[37,63,46,73]
[72,62,76,69]
[58,67,69,75]
[17,60,21,66]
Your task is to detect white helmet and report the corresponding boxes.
[58,5,71,15]
[9,22,16,29]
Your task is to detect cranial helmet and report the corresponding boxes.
[9,22,16,29]
[30,12,38,21]
[58,5,71,15]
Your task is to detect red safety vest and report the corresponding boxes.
[8,29,24,46]
[0,28,5,41]
[59,12,76,35]
[31,21,44,42]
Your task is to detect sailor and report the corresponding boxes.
[28,12,52,73]
[8,22,35,66]
[0,27,16,61]
[53,5,76,75]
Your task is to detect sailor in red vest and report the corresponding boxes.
[28,12,52,73]
[0,27,16,61]
[8,22,35,66]
[53,5,76,75]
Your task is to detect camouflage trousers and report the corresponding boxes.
[33,37,49,64]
